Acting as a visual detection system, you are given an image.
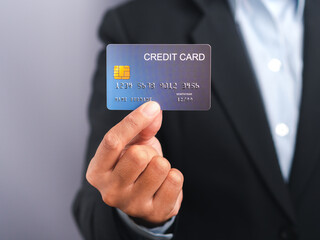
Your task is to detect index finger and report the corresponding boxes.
[93,101,161,171]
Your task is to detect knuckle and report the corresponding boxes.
[167,169,184,187]
[165,202,181,219]
[125,114,140,130]
[151,156,171,174]
[102,131,121,151]
[86,169,95,186]
[127,146,149,168]
[171,206,180,217]
[101,188,120,207]
[86,162,98,187]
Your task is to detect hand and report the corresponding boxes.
[86,101,184,225]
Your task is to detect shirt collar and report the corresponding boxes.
[296,0,305,20]
[228,0,305,20]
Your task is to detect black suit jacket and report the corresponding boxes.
[73,0,320,239]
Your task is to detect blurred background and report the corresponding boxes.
[0,0,126,239]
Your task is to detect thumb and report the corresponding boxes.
[140,110,163,140]
[120,104,163,158]
[130,109,163,144]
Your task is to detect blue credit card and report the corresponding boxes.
[106,44,211,110]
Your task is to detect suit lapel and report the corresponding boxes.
[289,0,320,201]
[190,0,296,223]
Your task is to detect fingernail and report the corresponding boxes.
[142,101,161,117]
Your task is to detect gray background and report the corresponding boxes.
[0,0,125,239]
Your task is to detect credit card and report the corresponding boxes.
[106,44,211,110]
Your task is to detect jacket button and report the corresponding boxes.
[279,226,298,240]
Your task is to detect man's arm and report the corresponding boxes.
[72,9,182,240]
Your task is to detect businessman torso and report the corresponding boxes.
[73,0,320,239]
